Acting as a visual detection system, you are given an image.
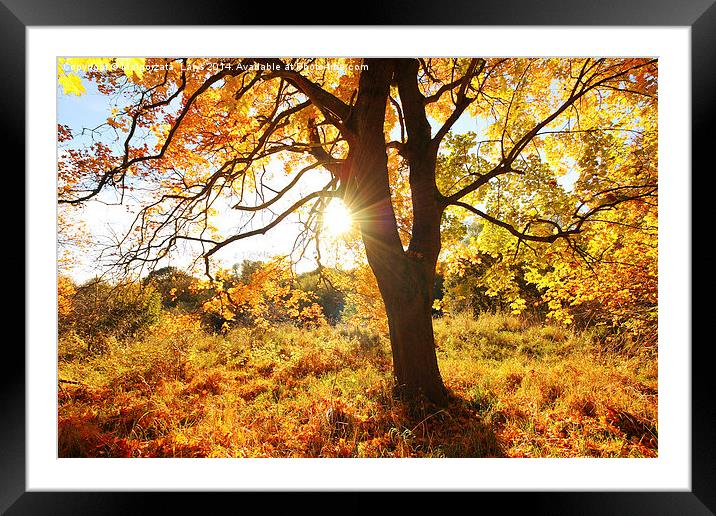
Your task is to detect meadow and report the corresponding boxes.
[58,311,657,458]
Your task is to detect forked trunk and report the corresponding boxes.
[346,58,448,406]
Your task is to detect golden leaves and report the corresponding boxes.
[201,259,327,330]
[57,57,147,96]
[115,57,146,79]
[58,73,86,96]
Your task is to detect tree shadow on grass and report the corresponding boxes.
[386,391,505,458]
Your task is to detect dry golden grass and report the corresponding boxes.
[58,312,657,458]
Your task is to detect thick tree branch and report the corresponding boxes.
[256,58,352,129]
[442,163,523,203]
[449,200,579,243]
[432,59,486,147]
[444,58,656,205]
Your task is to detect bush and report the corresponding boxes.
[440,250,544,318]
[61,278,162,350]
[296,268,348,324]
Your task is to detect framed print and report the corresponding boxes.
[6,0,713,513]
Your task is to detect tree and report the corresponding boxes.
[58,57,657,405]
[143,266,202,309]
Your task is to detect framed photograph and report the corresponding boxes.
[7,0,712,513]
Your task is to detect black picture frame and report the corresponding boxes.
[5,1,711,513]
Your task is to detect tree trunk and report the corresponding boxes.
[377,256,447,406]
[345,58,448,407]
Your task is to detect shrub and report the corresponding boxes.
[296,268,348,324]
[61,278,162,350]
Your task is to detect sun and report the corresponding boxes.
[323,199,353,236]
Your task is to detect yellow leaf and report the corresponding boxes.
[115,58,146,79]
[58,74,86,96]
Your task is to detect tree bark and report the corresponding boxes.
[344,58,448,407]
[377,255,448,406]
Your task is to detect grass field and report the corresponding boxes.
[58,312,657,458]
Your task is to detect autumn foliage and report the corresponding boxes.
[200,258,327,331]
